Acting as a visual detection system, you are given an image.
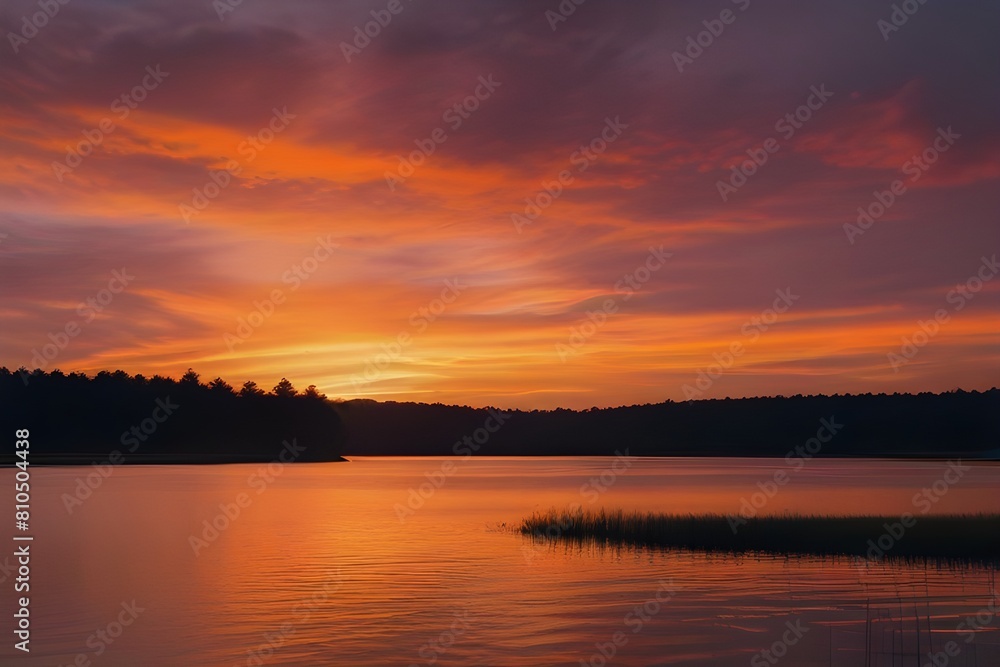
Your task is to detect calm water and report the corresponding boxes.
[4,457,999,666]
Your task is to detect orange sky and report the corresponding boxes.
[1,0,998,408]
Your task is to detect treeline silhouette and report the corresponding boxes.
[338,389,1000,458]
[2,367,997,461]
[0,368,345,464]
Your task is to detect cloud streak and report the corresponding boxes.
[1,0,997,407]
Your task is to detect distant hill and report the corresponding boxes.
[336,390,1000,459]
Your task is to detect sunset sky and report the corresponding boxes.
[1,0,997,409]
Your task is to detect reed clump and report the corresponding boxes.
[519,509,1000,564]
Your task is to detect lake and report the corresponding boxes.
[5,457,999,666]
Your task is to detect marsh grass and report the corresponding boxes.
[519,509,1000,565]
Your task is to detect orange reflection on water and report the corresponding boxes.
[10,458,1000,666]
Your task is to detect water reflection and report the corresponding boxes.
[4,458,998,666]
